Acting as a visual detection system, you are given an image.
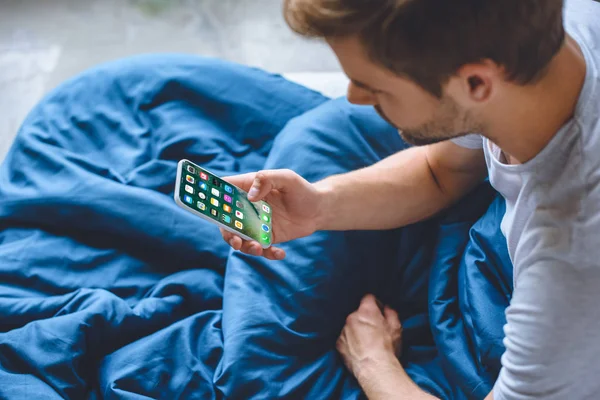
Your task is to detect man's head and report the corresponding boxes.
[283,0,565,145]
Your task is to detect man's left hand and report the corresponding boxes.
[336,294,403,380]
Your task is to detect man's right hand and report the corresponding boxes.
[220,169,324,260]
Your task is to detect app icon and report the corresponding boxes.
[224,194,232,203]
[262,224,270,232]
[261,234,270,243]
[261,214,270,223]
[199,192,206,200]
[262,204,271,213]
[186,175,195,184]
[235,220,243,230]
[187,165,196,174]
[212,178,221,187]
[197,201,206,211]
[235,210,244,220]
[184,195,193,204]
[185,185,194,194]
[211,198,219,207]
[225,185,233,194]
[223,204,232,213]
[211,209,218,217]
[236,201,244,209]
[222,215,232,224]
[211,188,220,197]
[199,182,208,191]
[200,172,208,181]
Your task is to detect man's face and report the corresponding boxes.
[329,37,483,146]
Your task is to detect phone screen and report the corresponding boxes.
[178,160,273,246]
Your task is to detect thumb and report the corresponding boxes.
[246,169,297,202]
[222,172,257,192]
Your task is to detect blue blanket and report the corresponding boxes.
[0,55,512,399]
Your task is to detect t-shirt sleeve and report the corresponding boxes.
[450,134,484,149]
[492,200,600,400]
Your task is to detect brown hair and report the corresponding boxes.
[283,0,565,97]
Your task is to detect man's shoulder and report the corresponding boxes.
[568,0,600,188]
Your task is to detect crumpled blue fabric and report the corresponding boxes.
[0,55,512,399]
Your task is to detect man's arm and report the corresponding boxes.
[314,141,487,231]
[357,359,494,400]
[220,139,485,258]
[356,359,439,399]
[337,294,494,400]
[348,203,600,400]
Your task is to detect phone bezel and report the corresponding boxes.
[174,159,272,249]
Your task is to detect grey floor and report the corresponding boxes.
[0,0,344,162]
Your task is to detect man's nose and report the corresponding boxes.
[346,83,377,106]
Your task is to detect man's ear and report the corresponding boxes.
[453,60,502,103]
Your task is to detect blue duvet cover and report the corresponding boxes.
[0,55,512,399]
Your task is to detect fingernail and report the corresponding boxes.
[250,247,259,256]
[229,239,235,248]
[248,187,259,198]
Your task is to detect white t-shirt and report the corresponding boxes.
[451,0,600,398]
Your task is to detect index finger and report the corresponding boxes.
[383,306,401,330]
[222,172,256,192]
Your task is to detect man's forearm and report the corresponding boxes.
[356,358,439,400]
[314,146,454,231]
[357,360,494,400]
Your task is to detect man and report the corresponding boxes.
[220,0,600,398]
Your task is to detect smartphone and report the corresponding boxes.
[174,159,273,248]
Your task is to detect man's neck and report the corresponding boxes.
[484,35,587,164]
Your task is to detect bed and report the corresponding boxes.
[0,55,512,399]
